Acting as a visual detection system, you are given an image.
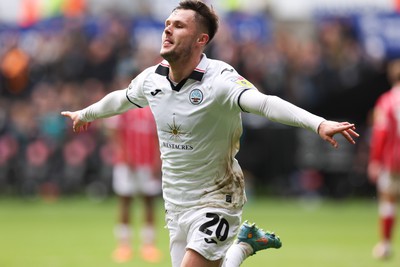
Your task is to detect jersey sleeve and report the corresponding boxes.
[240,89,325,133]
[212,65,257,111]
[79,89,134,122]
[126,68,151,108]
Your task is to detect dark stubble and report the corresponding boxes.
[160,42,193,64]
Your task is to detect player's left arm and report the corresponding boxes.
[367,103,388,182]
[239,89,359,148]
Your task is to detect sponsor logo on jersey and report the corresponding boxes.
[162,142,193,150]
[165,115,186,140]
[161,115,194,150]
[162,121,194,149]
[151,89,162,96]
[189,89,203,105]
[231,76,254,88]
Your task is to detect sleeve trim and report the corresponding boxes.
[237,89,251,112]
[125,89,143,108]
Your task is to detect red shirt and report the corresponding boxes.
[369,87,400,173]
[112,108,159,168]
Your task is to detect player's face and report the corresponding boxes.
[160,9,201,63]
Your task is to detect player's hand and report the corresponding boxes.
[367,161,381,184]
[317,120,359,148]
[61,111,91,133]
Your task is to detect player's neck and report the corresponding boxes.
[168,54,202,83]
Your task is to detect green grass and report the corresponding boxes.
[0,196,398,267]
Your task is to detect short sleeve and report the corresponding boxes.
[213,65,257,111]
[126,69,151,108]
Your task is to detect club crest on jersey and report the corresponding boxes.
[231,76,253,88]
[189,89,203,105]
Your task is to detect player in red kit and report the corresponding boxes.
[107,107,162,263]
[368,59,400,260]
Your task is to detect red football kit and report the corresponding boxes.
[369,87,400,173]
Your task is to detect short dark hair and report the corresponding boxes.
[174,0,219,44]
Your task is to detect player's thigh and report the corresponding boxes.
[377,171,400,201]
[112,164,138,196]
[185,207,242,262]
[166,210,187,267]
[165,207,242,267]
[180,249,221,267]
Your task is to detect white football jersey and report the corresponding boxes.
[126,54,255,211]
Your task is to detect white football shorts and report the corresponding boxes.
[378,170,400,196]
[165,206,242,266]
[112,164,161,197]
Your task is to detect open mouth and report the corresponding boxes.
[163,38,173,46]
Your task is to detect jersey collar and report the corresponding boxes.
[155,54,209,91]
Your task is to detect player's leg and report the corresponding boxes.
[181,207,241,267]
[113,195,133,262]
[372,171,398,260]
[167,206,282,267]
[137,167,162,262]
[139,194,162,262]
[222,221,282,267]
[166,209,187,267]
[181,249,222,267]
[112,164,136,262]
[373,193,396,259]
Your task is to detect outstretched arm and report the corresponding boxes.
[240,89,359,147]
[61,110,90,133]
[61,89,135,133]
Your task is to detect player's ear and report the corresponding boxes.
[197,33,209,46]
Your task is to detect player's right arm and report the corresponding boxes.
[62,67,152,133]
[61,89,135,133]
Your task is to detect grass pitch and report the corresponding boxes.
[0,196,398,267]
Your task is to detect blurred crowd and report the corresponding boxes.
[0,8,391,199]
